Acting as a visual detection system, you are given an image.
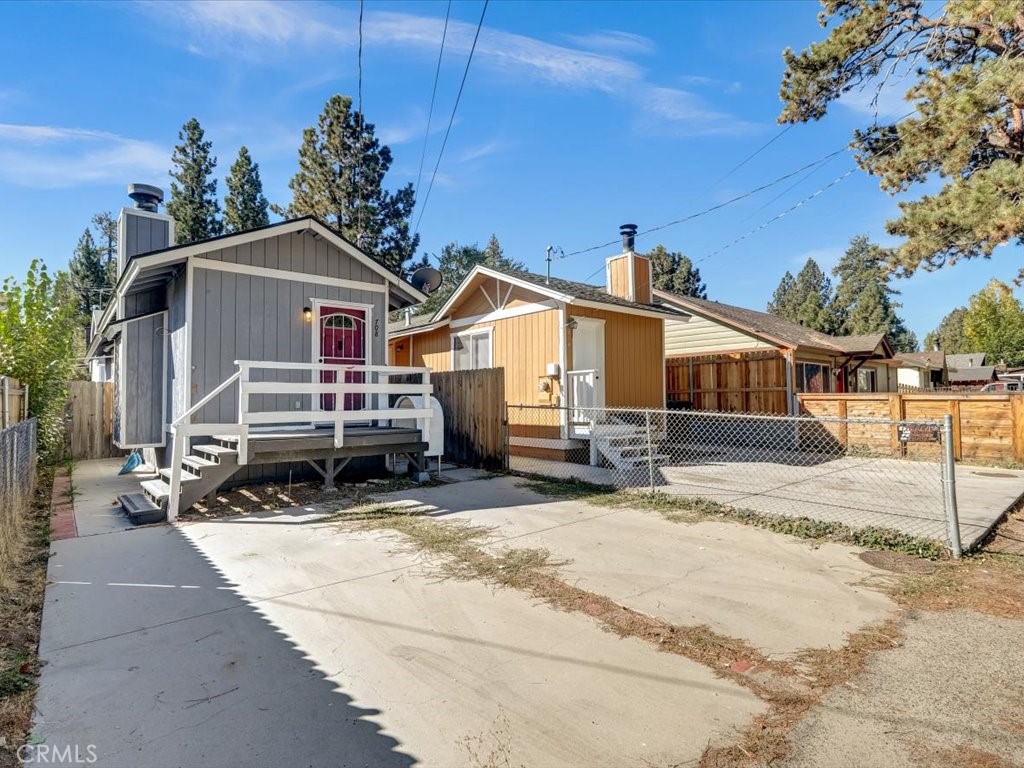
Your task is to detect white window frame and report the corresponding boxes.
[450,326,494,371]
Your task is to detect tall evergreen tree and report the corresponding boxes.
[68,229,106,316]
[647,244,707,298]
[167,117,222,244]
[483,234,504,266]
[224,146,270,233]
[767,258,839,333]
[91,211,118,286]
[832,235,917,351]
[779,4,1024,280]
[923,308,969,354]
[282,94,419,273]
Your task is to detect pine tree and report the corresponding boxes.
[768,259,839,333]
[831,235,917,351]
[923,308,969,354]
[91,212,118,286]
[647,244,707,298]
[779,4,1024,279]
[282,94,419,273]
[167,117,222,244]
[68,229,106,316]
[483,234,504,266]
[224,146,270,233]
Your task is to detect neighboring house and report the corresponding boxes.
[654,291,896,413]
[86,184,431,522]
[946,353,998,387]
[894,351,946,390]
[388,225,680,465]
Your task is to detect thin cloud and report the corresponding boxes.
[149,1,749,134]
[457,140,503,164]
[0,122,167,188]
[563,30,656,56]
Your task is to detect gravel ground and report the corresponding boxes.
[782,610,1024,768]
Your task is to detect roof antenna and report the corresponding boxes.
[545,245,563,285]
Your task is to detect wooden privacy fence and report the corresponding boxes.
[666,351,789,415]
[0,376,29,429]
[799,392,1024,463]
[66,380,122,460]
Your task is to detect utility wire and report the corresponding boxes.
[413,0,489,237]
[355,0,365,243]
[414,0,452,202]
[560,147,847,259]
[712,124,793,186]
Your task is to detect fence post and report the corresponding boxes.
[941,413,962,558]
[645,410,655,493]
[1,377,8,430]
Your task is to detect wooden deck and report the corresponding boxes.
[212,425,427,463]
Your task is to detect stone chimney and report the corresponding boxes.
[604,223,651,304]
[116,183,175,277]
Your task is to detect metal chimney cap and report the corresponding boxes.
[619,223,638,235]
[127,183,164,212]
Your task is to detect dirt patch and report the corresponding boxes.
[888,553,1024,619]
[178,476,428,521]
[0,466,54,768]
[912,744,1019,768]
[982,502,1024,556]
[859,550,939,574]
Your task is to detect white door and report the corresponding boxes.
[571,317,606,409]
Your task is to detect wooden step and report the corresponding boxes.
[159,467,201,484]
[141,478,171,504]
[192,444,238,462]
[119,492,166,525]
[182,456,217,473]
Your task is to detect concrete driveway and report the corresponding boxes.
[34,461,899,767]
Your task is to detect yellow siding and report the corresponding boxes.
[633,256,652,305]
[569,305,664,408]
[664,315,774,356]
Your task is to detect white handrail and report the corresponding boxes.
[235,360,431,375]
[172,369,241,429]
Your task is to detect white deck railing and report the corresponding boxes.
[166,360,432,520]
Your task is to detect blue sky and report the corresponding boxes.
[0,0,1019,341]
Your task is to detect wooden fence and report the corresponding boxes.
[411,368,506,470]
[799,392,1024,463]
[666,350,789,414]
[66,381,122,461]
[0,376,28,429]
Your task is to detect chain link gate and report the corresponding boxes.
[506,405,961,555]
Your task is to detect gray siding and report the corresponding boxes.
[119,312,166,446]
[124,212,172,260]
[198,230,380,284]
[123,287,164,317]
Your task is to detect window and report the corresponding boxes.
[796,362,831,393]
[323,313,357,330]
[856,368,878,393]
[452,328,492,370]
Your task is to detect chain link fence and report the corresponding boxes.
[1,418,39,579]
[507,405,963,554]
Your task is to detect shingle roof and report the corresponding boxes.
[501,269,680,314]
[654,290,882,353]
[948,366,996,383]
[946,352,987,369]
[895,351,945,369]
[387,312,445,335]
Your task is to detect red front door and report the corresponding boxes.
[318,306,367,411]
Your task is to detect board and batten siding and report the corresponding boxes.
[664,315,775,357]
[568,305,664,408]
[166,272,188,425]
[122,212,172,262]
[117,311,166,447]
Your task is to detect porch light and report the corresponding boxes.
[303,306,312,322]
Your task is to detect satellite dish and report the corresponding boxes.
[410,267,443,294]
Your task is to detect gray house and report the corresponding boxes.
[87,185,434,523]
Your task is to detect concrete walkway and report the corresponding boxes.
[34,462,767,767]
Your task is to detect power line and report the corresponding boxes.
[712,124,793,186]
[559,147,847,259]
[356,0,365,242]
[694,167,858,265]
[413,0,489,237]
[414,0,452,202]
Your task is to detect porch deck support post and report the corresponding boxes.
[323,458,336,490]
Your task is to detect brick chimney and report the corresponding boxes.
[605,223,651,304]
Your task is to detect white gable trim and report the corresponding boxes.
[434,265,574,321]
